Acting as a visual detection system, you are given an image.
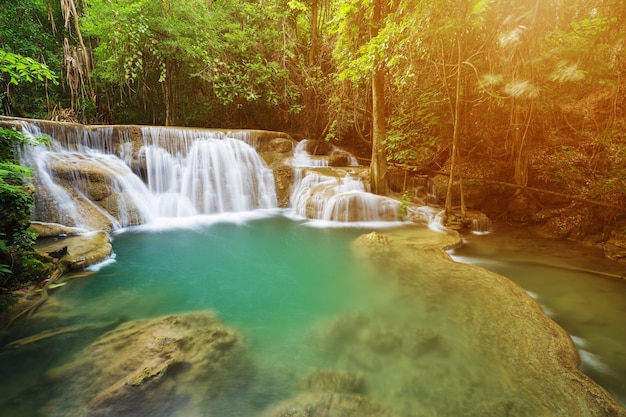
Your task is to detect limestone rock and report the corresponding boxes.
[603,237,626,262]
[328,149,353,167]
[259,392,397,417]
[44,311,254,417]
[345,228,626,417]
[35,231,112,271]
[261,369,394,417]
[302,139,334,156]
[29,221,89,238]
[299,369,365,395]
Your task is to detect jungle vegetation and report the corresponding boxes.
[0,0,625,285]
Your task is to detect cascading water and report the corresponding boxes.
[290,139,401,222]
[141,136,276,216]
[16,121,277,229]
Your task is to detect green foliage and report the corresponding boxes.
[0,0,64,116]
[0,50,59,86]
[0,127,48,288]
[82,0,301,127]
[398,190,412,219]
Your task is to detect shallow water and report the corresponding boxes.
[1,215,625,416]
[0,213,396,416]
[451,224,626,406]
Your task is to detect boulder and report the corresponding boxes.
[328,150,353,167]
[44,311,254,417]
[35,231,112,271]
[302,139,334,156]
[29,221,89,238]
[260,369,395,417]
[341,227,626,417]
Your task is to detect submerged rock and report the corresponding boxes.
[260,392,398,417]
[43,311,254,417]
[260,369,394,417]
[342,227,626,417]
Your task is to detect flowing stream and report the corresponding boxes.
[0,118,624,415]
[450,226,626,406]
[0,216,625,416]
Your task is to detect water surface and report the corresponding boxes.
[451,225,626,405]
[1,215,625,416]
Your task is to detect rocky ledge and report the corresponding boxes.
[3,223,112,326]
[42,311,253,417]
[345,227,626,417]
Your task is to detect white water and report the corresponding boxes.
[15,120,434,227]
[289,141,402,222]
[291,139,358,167]
[17,122,277,229]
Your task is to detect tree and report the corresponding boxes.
[59,0,95,120]
[82,0,302,128]
[370,0,389,194]
[0,0,63,117]
[331,0,390,194]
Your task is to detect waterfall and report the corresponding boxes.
[290,141,400,222]
[291,139,358,167]
[142,135,276,216]
[16,121,277,230]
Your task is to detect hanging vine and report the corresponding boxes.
[59,0,95,121]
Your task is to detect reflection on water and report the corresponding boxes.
[0,215,624,416]
[451,224,626,406]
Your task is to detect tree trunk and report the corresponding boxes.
[370,0,388,195]
[163,59,179,126]
[309,0,318,66]
[445,32,466,220]
[371,68,389,195]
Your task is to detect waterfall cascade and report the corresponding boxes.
[15,121,278,230]
[3,118,440,228]
[289,139,402,222]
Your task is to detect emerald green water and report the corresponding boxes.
[1,216,625,416]
[0,213,395,416]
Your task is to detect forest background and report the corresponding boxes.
[1,0,626,249]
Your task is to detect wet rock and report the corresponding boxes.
[43,154,145,230]
[44,311,254,417]
[328,150,353,167]
[259,392,398,417]
[300,370,365,395]
[302,139,334,156]
[29,221,89,238]
[36,231,112,271]
[344,228,626,417]
[268,137,296,154]
[603,237,626,262]
[261,369,393,417]
[271,165,295,208]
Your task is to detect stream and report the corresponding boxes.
[450,223,626,406]
[0,214,624,416]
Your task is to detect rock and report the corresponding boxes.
[299,370,365,395]
[328,150,353,167]
[343,227,626,417]
[603,238,626,262]
[35,231,112,271]
[259,392,398,417]
[268,137,295,153]
[271,165,295,208]
[302,139,334,156]
[44,311,254,417]
[29,221,89,238]
[261,368,393,417]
